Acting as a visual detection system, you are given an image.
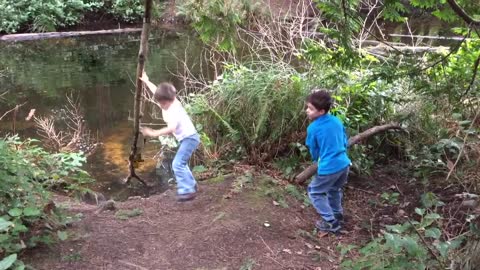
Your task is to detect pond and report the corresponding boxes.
[0,28,205,201]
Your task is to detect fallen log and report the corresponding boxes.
[294,122,403,185]
[0,28,142,42]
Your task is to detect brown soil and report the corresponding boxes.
[24,163,432,270]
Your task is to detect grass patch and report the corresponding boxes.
[205,174,226,184]
[115,208,143,220]
[61,252,82,262]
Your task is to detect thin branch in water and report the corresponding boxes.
[0,102,26,121]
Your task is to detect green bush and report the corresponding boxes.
[340,194,462,269]
[177,0,262,51]
[0,136,92,267]
[0,0,101,33]
[107,0,144,22]
[187,62,311,161]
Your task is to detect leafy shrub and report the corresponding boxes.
[0,136,92,267]
[177,0,262,51]
[187,62,311,161]
[107,0,144,22]
[0,0,101,33]
[340,195,462,269]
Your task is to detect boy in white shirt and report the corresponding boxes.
[139,72,200,202]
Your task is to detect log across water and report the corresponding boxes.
[0,28,142,42]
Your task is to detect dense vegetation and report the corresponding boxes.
[1,0,480,268]
[0,0,163,33]
[0,136,92,268]
[177,0,480,268]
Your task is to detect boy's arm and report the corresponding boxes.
[306,130,319,162]
[139,72,157,95]
[140,124,175,137]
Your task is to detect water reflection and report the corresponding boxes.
[0,29,203,200]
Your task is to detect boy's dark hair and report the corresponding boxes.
[306,89,333,112]
[154,82,176,102]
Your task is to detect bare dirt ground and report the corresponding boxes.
[24,163,428,270]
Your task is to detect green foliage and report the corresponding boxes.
[177,0,262,51]
[187,62,310,160]
[0,0,101,33]
[285,184,311,207]
[239,258,255,270]
[340,196,463,269]
[107,0,144,22]
[274,143,309,179]
[107,0,167,23]
[380,192,400,205]
[0,136,92,267]
[115,208,143,220]
[0,0,166,33]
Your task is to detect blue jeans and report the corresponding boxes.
[308,166,349,222]
[172,134,200,195]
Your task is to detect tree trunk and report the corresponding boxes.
[124,0,153,185]
[294,122,402,184]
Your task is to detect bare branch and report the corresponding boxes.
[462,54,480,98]
[446,0,480,26]
[0,102,26,121]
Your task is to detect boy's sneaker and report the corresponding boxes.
[176,192,196,202]
[315,219,341,233]
[334,213,344,224]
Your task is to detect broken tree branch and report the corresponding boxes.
[124,0,153,186]
[294,122,403,184]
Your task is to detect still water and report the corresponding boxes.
[0,28,204,200]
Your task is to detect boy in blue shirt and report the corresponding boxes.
[305,89,351,233]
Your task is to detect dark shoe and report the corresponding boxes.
[315,219,341,233]
[334,213,344,224]
[176,192,196,202]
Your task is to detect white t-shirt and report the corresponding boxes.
[162,98,197,141]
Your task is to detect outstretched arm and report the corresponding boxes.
[140,125,175,137]
[139,71,157,95]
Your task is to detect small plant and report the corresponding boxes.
[239,258,255,270]
[380,192,400,205]
[340,194,463,269]
[115,208,143,220]
[285,184,311,207]
[62,252,82,262]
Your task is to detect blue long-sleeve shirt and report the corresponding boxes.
[306,114,351,175]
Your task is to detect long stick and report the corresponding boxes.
[124,0,153,185]
[294,122,402,184]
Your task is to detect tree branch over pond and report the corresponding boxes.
[124,0,153,186]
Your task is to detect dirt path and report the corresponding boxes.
[25,168,410,270]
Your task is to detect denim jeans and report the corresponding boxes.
[308,166,349,222]
[172,134,200,195]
